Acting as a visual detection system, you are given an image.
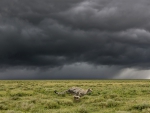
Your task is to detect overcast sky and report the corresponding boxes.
[0,0,150,79]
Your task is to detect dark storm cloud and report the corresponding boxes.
[0,63,122,79]
[58,0,150,31]
[0,0,150,69]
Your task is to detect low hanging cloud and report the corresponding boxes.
[0,0,150,79]
[0,63,123,79]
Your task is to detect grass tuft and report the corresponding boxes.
[78,105,89,113]
[130,103,150,111]
[44,100,60,109]
[0,104,8,110]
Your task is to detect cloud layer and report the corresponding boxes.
[0,0,150,79]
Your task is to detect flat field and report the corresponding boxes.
[0,80,150,113]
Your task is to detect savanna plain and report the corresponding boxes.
[0,80,150,113]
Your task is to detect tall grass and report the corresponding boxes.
[0,80,150,113]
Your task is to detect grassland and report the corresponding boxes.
[0,80,150,113]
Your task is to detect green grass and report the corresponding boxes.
[0,80,150,113]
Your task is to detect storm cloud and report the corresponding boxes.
[0,0,150,79]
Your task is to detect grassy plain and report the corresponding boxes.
[0,80,150,113]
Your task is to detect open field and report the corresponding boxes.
[0,80,150,113]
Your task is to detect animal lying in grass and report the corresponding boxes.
[54,87,92,99]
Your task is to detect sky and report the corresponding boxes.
[0,0,150,79]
